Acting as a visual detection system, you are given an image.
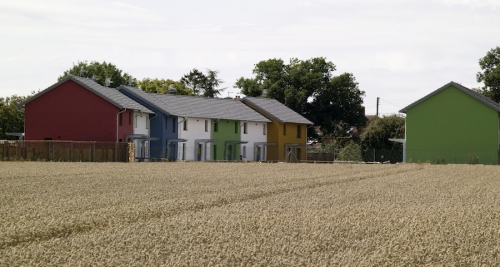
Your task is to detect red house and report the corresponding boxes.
[19,75,153,142]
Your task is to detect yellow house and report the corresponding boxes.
[241,97,313,162]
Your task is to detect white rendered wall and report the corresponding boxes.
[240,121,268,161]
[133,112,150,159]
[177,117,212,161]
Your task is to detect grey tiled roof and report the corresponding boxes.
[152,94,271,122]
[117,85,172,115]
[399,81,500,113]
[117,86,271,122]
[241,97,313,124]
[20,76,153,114]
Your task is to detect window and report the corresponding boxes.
[183,119,188,131]
[243,146,246,158]
[297,125,301,138]
[235,121,238,134]
[119,113,123,126]
[146,118,149,129]
[214,121,218,132]
[283,124,286,135]
[243,122,247,134]
[205,120,208,132]
[134,115,137,128]
[263,124,267,135]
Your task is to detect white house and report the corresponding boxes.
[177,117,213,161]
[129,111,151,160]
[240,121,269,161]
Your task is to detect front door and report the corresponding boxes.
[197,143,202,161]
[227,145,232,160]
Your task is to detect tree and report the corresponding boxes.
[234,57,366,137]
[477,46,500,102]
[235,58,288,100]
[360,114,405,150]
[137,78,193,95]
[309,73,366,137]
[180,69,225,97]
[0,95,30,140]
[203,70,225,98]
[58,61,137,87]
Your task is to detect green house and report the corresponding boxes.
[211,119,241,161]
[400,82,500,165]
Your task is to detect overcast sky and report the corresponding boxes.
[1,0,498,115]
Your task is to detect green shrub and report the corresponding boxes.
[468,153,479,165]
[434,157,445,164]
[338,141,363,162]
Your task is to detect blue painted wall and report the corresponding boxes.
[117,89,179,160]
[164,115,179,160]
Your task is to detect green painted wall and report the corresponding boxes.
[405,85,499,164]
[211,119,241,160]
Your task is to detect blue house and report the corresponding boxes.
[117,86,181,160]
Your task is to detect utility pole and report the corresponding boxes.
[376,97,379,117]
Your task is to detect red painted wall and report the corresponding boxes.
[24,80,134,142]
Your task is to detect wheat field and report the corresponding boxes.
[1,162,500,266]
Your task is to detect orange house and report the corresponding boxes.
[241,97,313,162]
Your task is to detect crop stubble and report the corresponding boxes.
[1,162,500,266]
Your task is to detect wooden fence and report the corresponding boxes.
[0,140,131,162]
[306,152,336,162]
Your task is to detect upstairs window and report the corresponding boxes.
[283,124,286,135]
[243,122,247,134]
[183,119,188,131]
[205,120,208,132]
[234,121,238,134]
[297,125,301,138]
[263,124,267,135]
[119,113,123,126]
[214,121,219,132]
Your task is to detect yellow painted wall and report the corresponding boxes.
[243,101,308,161]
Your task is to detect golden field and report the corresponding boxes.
[1,162,500,266]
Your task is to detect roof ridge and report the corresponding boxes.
[400,81,500,113]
